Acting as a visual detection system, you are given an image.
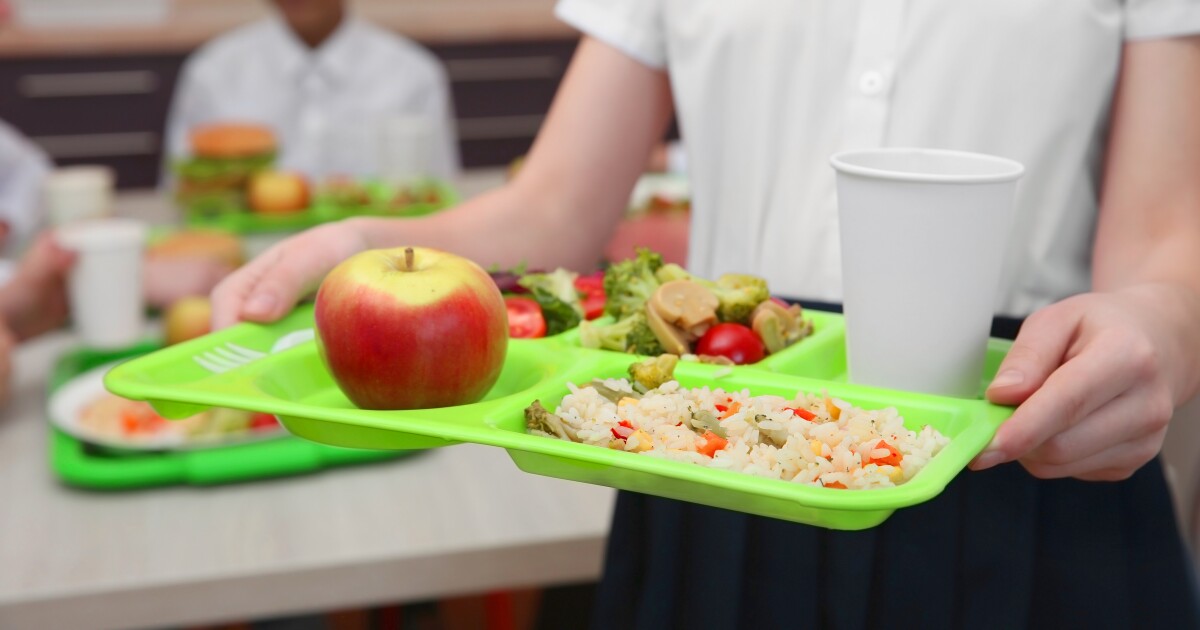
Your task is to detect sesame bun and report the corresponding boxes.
[189,124,276,159]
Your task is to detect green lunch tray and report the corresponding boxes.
[184,180,459,234]
[105,306,1014,529]
[49,341,409,490]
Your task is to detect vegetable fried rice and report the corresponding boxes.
[526,359,948,489]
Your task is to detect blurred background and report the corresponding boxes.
[4,0,571,183]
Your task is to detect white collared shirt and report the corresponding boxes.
[164,15,459,183]
[558,0,1200,316]
[0,119,50,253]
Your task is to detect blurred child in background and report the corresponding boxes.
[164,0,460,183]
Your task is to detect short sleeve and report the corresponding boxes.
[1124,0,1200,40]
[0,120,51,249]
[555,0,667,68]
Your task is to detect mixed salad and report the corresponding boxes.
[492,266,606,338]
[490,249,812,365]
[580,249,812,365]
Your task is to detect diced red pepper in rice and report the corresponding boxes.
[868,440,903,466]
[785,407,817,421]
[697,431,728,457]
[611,424,635,440]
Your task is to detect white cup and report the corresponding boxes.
[378,115,435,185]
[42,165,116,227]
[830,148,1024,398]
[56,218,148,349]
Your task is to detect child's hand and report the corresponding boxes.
[973,284,1200,480]
[210,220,369,329]
[0,232,75,340]
[143,256,235,310]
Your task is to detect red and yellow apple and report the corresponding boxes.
[314,247,508,410]
[164,296,213,346]
[248,171,309,214]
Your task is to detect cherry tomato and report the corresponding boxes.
[574,273,607,320]
[695,323,765,365]
[250,413,280,430]
[505,296,547,338]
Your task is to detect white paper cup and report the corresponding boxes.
[56,218,148,349]
[42,165,115,226]
[830,148,1024,398]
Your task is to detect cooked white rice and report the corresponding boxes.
[534,379,949,490]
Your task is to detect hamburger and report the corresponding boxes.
[174,123,277,208]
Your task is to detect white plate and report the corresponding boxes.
[48,361,285,452]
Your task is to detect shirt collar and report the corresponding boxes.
[266,13,364,90]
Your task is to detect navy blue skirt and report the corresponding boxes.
[592,460,1198,629]
[591,310,1199,629]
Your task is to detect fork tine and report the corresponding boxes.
[193,341,272,374]
[225,342,266,360]
[211,346,249,363]
[194,354,234,373]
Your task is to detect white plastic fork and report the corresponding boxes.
[192,329,316,374]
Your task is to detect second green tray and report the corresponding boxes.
[184,180,459,234]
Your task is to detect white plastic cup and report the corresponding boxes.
[42,165,116,226]
[378,115,434,186]
[830,148,1024,398]
[56,218,148,349]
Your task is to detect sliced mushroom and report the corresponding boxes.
[751,307,788,354]
[750,300,814,352]
[645,302,690,355]
[651,280,719,331]
[751,299,798,329]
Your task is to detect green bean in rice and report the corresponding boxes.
[526,378,949,490]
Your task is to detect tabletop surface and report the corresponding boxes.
[0,170,616,630]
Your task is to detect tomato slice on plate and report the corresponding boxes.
[574,273,606,320]
[505,296,547,338]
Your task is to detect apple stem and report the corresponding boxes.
[404,247,415,271]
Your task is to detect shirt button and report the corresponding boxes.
[858,71,886,96]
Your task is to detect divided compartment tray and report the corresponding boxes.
[50,339,407,490]
[105,305,1014,528]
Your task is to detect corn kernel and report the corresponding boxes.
[629,430,654,452]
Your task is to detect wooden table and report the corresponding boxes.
[0,169,616,630]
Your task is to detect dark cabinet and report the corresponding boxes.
[0,54,183,188]
[0,38,578,188]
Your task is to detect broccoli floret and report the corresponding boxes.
[525,400,578,441]
[519,268,582,315]
[579,312,665,356]
[603,248,664,319]
[628,354,679,392]
[712,274,771,324]
[654,263,770,324]
[624,318,667,356]
[654,263,692,284]
[530,287,582,335]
